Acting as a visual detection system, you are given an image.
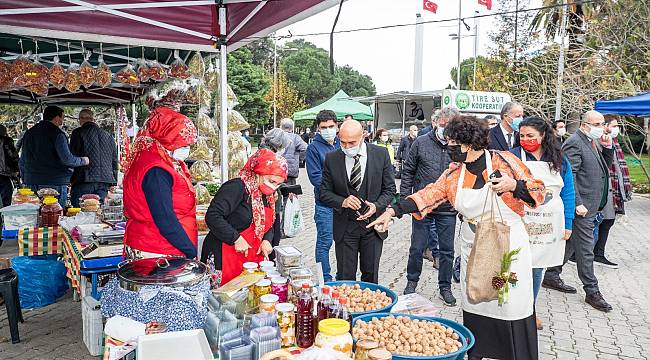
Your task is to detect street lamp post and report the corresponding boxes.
[456,0,462,89]
[272,33,296,128]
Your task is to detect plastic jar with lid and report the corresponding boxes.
[259,294,279,313]
[39,196,63,227]
[67,207,81,217]
[271,276,289,303]
[12,188,40,205]
[243,262,259,274]
[276,302,296,347]
[259,260,274,269]
[368,348,392,360]
[253,279,272,308]
[314,318,353,356]
[355,340,380,360]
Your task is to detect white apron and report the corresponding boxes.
[519,149,566,268]
[455,151,534,321]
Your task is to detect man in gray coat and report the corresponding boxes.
[543,110,615,312]
[280,118,308,185]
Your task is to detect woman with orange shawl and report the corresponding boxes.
[122,106,198,259]
[201,149,288,285]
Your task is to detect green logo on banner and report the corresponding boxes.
[443,96,451,106]
[455,92,470,109]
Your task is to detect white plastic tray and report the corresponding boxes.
[137,329,213,360]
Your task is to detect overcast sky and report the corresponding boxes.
[278,0,539,94]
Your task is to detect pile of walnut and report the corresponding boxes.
[353,315,462,357]
[332,284,392,312]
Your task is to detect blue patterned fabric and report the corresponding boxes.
[101,276,210,331]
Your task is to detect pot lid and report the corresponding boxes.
[117,257,207,287]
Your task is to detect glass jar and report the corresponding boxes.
[368,348,392,360]
[253,279,272,308]
[271,276,289,303]
[276,302,296,347]
[12,188,40,205]
[259,260,274,269]
[67,207,81,217]
[265,270,280,279]
[355,340,380,360]
[243,262,259,274]
[39,196,63,227]
[315,319,353,357]
[259,294,279,313]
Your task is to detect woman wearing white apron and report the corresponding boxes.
[370,115,547,360]
[510,117,576,330]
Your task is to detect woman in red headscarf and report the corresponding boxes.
[201,149,288,285]
[122,106,199,259]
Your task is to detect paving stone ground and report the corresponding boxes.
[1,172,649,359]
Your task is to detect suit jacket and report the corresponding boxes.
[562,130,614,216]
[320,144,396,242]
[488,125,520,151]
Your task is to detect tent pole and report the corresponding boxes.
[219,4,229,183]
[401,97,406,136]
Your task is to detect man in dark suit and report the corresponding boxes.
[543,110,615,312]
[320,120,396,283]
[487,101,523,151]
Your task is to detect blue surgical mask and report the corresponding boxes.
[342,143,361,158]
[511,117,524,132]
[320,128,337,142]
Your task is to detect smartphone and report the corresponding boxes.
[489,170,502,183]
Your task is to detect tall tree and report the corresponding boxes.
[227,47,272,126]
[265,66,307,123]
[246,38,274,70]
[281,45,341,106]
[489,0,537,62]
[336,65,376,98]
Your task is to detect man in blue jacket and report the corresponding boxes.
[19,106,89,207]
[306,110,340,282]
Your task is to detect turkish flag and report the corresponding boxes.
[423,0,438,13]
[478,0,492,10]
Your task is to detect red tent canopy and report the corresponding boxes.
[0,0,338,52]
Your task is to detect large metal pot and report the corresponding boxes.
[117,256,207,292]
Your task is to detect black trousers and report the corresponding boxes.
[594,218,615,257]
[335,222,383,284]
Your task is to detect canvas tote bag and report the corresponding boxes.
[465,189,511,304]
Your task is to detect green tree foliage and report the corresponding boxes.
[246,38,274,70]
[336,65,376,98]
[227,47,271,126]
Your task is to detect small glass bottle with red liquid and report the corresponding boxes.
[317,286,332,323]
[296,283,315,348]
[338,297,353,333]
[329,290,342,319]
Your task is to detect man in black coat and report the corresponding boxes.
[69,109,118,207]
[320,120,396,283]
[488,101,523,151]
[0,124,18,208]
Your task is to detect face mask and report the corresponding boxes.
[244,131,249,136]
[342,143,361,158]
[520,138,541,153]
[609,126,620,138]
[436,126,445,140]
[380,135,389,142]
[557,128,567,137]
[447,144,468,162]
[259,181,278,196]
[511,117,524,132]
[586,124,604,140]
[320,127,337,142]
[172,146,190,161]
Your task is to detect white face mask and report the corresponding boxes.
[435,126,445,141]
[557,128,567,137]
[586,124,604,140]
[380,135,389,142]
[320,127,337,142]
[172,146,190,161]
[342,143,361,158]
[609,126,620,138]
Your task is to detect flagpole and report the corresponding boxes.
[456,0,462,89]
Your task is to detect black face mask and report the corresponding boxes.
[447,144,468,162]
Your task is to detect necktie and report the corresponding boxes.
[506,133,513,149]
[350,154,362,191]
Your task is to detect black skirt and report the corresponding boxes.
[463,310,538,360]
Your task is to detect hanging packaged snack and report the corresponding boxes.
[79,59,96,88]
[136,59,150,82]
[196,112,216,136]
[212,145,221,167]
[188,52,206,77]
[195,184,211,205]
[188,139,212,161]
[149,60,168,82]
[11,52,34,88]
[203,59,219,89]
[95,55,112,88]
[48,56,66,89]
[64,63,82,93]
[228,131,247,152]
[27,82,49,97]
[116,64,139,87]
[169,50,190,79]
[190,160,214,182]
[228,150,248,179]
[227,84,239,108]
[227,109,250,132]
[0,59,14,91]
[184,80,201,105]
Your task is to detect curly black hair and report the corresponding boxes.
[520,116,563,173]
[444,114,489,150]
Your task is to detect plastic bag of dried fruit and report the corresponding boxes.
[188,52,205,78]
[136,59,150,82]
[0,59,14,91]
[203,59,219,89]
[79,59,96,88]
[169,50,190,79]
[228,149,248,179]
[190,160,214,182]
[148,60,167,82]
[194,184,211,205]
[212,145,221,167]
[227,110,249,132]
[228,131,247,152]
[196,111,216,136]
[11,52,34,87]
[188,139,212,161]
[95,55,112,88]
[49,55,66,89]
[116,64,139,87]
[27,82,48,97]
[65,63,82,93]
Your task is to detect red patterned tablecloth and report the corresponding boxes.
[17,226,64,256]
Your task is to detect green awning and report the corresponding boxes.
[293,90,373,122]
